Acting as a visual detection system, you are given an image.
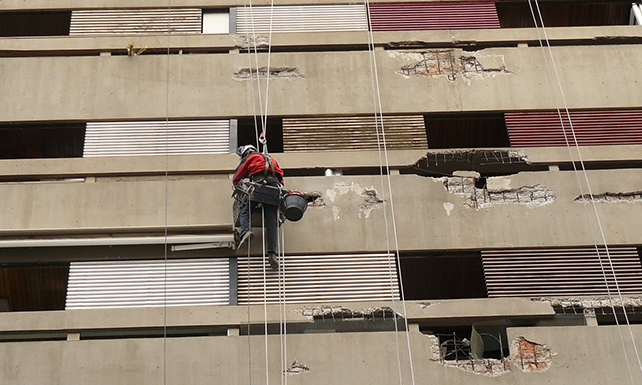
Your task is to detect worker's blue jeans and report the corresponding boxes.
[240,201,279,254]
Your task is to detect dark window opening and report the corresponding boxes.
[0,11,71,37]
[0,326,228,343]
[0,263,69,312]
[80,326,228,340]
[236,117,283,153]
[596,307,642,325]
[559,161,642,171]
[424,113,510,149]
[0,122,86,159]
[423,325,510,361]
[474,177,487,189]
[242,317,406,335]
[496,2,632,28]
[285,167,390,177]
[399,252,487,300]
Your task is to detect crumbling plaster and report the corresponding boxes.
[3,45,642,122]
[4,168,642,252]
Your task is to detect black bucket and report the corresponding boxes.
[281,192,307,222]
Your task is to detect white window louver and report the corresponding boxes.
[482,247,642,298]
[235,5,368,34]
[83,120,231,157]
[282,115,428,152]
[237,253,400,305]
[66,259,230,309]
[70,8,202,36]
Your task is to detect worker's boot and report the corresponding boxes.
[237,231,253,248]
[267,253,279,270]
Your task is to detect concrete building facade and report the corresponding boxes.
[1,0,642,383]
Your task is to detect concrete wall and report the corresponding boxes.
[2,1,641,384]
[0,300,639,385]
[2,165,641,252]
[2,43,642,122]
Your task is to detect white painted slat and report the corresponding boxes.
[283,115,427,152]
[83,120,231,157]
[235,5,368,33]
[482,247,642,297]
[238,253,399,305]
[66,259,230,309]
[70,9,202,36]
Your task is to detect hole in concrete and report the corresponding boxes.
[475,177,487,189]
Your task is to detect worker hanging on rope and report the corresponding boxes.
[233,143,285,270]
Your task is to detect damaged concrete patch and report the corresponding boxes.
[426,334,510,377]
[297,306,399,321]
[533,296,642,319]
[418,302,436,309]
[427,334,555,376]
[413,149,532,176]
[325,182,385,219]
[360,189,384,218]
[509,337,556,373]
[234,35,269,50]
[301,191,325,208]
[233,66,303,81]
[440,176,554,209]
[388,50,510,81]
[285,360,310,375]
[575,191,642,204]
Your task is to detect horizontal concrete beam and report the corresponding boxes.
[2,27,640,54]
[1,146,642,180]
[3,169,642,250]
[0,150,426,179]
[2,45,642,121]
[0,298,553,332]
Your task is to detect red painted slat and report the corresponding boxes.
[505,110,642,147]
[369,2,500,31]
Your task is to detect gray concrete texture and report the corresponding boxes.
[2,44,642,122]
[2,166,642,251]
[0,298,554,384]
[1,324,641,384]
[2,26,640,54]
[0,298,554,332]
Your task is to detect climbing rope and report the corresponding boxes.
[163,2,173,385]
[243,0,288,382]
[527,1,642,382]
[363,1,417,384]
[278,224,288,385]
[260,205,270,385]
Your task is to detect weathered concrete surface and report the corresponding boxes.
[2,44,642,122]
[0,323,640,384]
[1,168,642,251]
[0,150,428,179]
[2,26,640,53]
[507,325,642,384]
[0,298,553,332]
[0,146,641,179]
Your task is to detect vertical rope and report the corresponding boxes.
[278,224,288,385]
[363,2,416,384]
[528,1,642,382]
[261,205,270,385]
[246,205,254,385]
[163,2,172,385]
